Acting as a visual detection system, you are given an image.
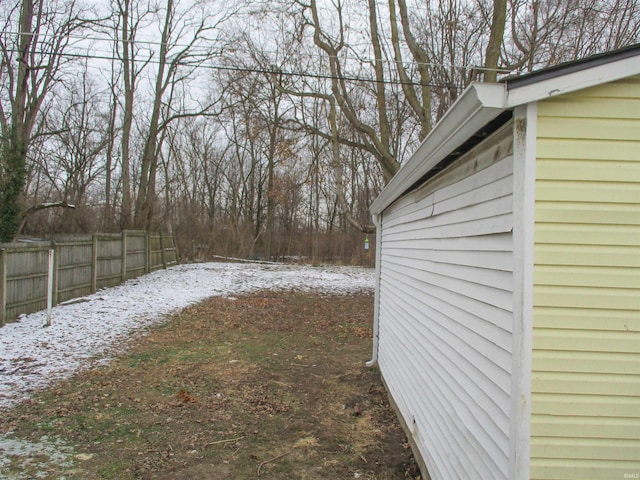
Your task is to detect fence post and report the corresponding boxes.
[52,241,59,307]
[45,244,55,327]
[145,231,151,274]
[160,234,167,269]
[0,248,6,326]
[121,230,128,282]
[91,235,98,293]
[173,234,178,265]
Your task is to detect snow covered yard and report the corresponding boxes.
[0,261,375,411]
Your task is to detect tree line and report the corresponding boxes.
[1,0,638,263]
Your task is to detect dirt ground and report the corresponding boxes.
[0,291,419,479]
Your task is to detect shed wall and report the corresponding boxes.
[531,75,640,479]
[377,124,515,480]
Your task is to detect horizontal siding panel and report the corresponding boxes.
[535,201,640,225]
[531,371,640,396]
[432,158,513,205]
[381,271,514,336]
[383,156,513,227]
[533,328,639,353]
[378,298,511,421]
[537,138,640,161]
[377,132,514,480]
[536,180,640,203]
[534,285,640,310]
[537,95,640,119]
[381,231,512,251]
[530,416,640,440]
[532,393,639,418]
[433,177,512,217]
[378,309,510,479]
[534,244,640,267]
[531,437,640,461]
[382,257,513,313]
[379,346,505,479]
[378,308,511,480]
[377,304,511,422]
[533,350,639,374]
[530,458,640,480]
[379,359,453,479]
[537,116,640,141]
[535,223,640,246]
[383,249,513,289]
[383,192,513,231]
[380,271,513,368]
[384,212,513,239]
[532,74,640,480]
[536,159,640,180]
[533,307,639,331]
[541,75,640,100]
[381,242,512,271]
[534,265,640,289]
[407,134,513,204]
[383,245,513,272]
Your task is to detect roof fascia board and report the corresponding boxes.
[506,54,640,107]
[370,82,506,214]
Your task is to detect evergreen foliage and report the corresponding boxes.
[0,129,27,243]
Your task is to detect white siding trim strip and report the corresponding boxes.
[509,104,535,479]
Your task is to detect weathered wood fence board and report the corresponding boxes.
[0,231,178,326]
[56,236,93,304]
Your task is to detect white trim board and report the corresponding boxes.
[505,54,640,107]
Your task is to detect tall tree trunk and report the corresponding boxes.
[0,0,33,242]
[263,81,281,260]
[368,0,392,156]
[119,0,134,229]
[484,0,507,82]
[104,71,119,230]
[132,0,169,230]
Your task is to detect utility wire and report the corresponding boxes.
[3,29,511,73]
[2,47,466,90]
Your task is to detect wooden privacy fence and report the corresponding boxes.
[0,231,177,326]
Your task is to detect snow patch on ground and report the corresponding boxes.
[0,432,76,479]
[0,262,375,411]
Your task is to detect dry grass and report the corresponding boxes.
[0,291,419,480]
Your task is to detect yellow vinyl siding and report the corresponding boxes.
[531,75,640,479]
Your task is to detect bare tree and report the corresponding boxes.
[484,0,507,82]
[505,0,640,73]
[112,0,152,229]
[113,0,220,229]
[39,69,110,230]
[0,0,89,241]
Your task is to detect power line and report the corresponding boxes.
[2,47,466,90]
[3,29,510,74]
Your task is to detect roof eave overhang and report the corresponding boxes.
[505,51,640,106]
[371,46,640,216]
[370,82,507,215]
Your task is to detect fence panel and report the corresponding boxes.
[1,243,50,323]
[124,231,147,280]
[95,234,123,290]
[149,234,164,271]
[162,234,178,267]
[55,236,93,304]
[0,231,176,327]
